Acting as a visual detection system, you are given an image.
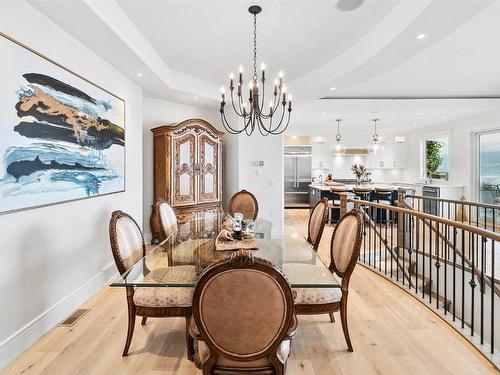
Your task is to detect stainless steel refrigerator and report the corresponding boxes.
[284,146,312,208]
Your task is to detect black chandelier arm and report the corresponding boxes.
[259,77,265,111]
[229,90,245,117]
[220,112,242,135]
[221,110,248,135]
[247,112,256,136]
[267,109,292,135]
[260,84,282,118]
[266,102,288,134]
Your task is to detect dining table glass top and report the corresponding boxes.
[109,210,339,289]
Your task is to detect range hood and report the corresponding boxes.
[342,148,370,155]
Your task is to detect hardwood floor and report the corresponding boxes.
[2,209,497,375]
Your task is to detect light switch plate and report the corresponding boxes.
[252,161,264,166]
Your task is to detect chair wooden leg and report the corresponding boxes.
[123,302,136,356]
[329,311,335,323]
[269,353,286,375]
[141,316,147,325]
[340,294,353,352]
[186,317,195,362]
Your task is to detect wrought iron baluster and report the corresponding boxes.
[470,233,476,336]
[461,228,465,329]
[453,228,457,321]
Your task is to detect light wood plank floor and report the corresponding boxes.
[2,209,497,375]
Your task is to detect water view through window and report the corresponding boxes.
[479,131,500,206]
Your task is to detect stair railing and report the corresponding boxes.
[339,193,499,367]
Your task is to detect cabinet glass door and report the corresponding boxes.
[198,134,219,203]
[173,134,196,205]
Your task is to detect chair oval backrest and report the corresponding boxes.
[109,211,145,275]
[330,209,363,278]
[228,190,259,221]
[156,200,178,240]
[307,198,328,251]
[192,251,294,362]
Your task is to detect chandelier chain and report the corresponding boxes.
[253,14,258,80]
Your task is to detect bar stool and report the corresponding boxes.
[328,185,347,224]
[373,187,393,223]
[352,187,371,202]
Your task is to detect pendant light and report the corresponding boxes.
[335,119,342,151]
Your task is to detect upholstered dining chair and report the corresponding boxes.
[307,198,329,251]
[156,199,178,240]
[228,189,259,221]
[109,210,194,359]
[189,250,297,374]
[294,209,363,352]
[328,185,348,224]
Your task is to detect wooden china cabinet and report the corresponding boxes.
[150,118,224,243]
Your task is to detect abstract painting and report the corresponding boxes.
[0,33,125,214]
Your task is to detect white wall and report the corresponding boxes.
[237,134,284,237]
[0,1,143,369]
[403,110,500,199]
[142,97,220,238]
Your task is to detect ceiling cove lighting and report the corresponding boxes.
[219,5,292,136]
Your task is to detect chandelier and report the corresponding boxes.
[219,5,292,136]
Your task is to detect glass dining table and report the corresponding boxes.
[110,210,339,290]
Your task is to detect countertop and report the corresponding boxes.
[308,184,414,191]
[309,182,465,190]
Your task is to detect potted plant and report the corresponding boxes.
[351,164,367,185]
[425,140,444,181]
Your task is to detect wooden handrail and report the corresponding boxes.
[344,198,500,242]
[408,194,500,211]
[398,199,500,297]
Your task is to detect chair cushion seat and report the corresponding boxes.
[293,288,342,305]
[196,338,290,369]
[133,287,193,307]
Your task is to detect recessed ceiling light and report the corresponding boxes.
[416,33,428,40]
[194,96,198,99]
[441,115,447,119]
[329,87,337,91]
[321,112,326,117]
[416,112,421,116]
[413,123,417,127]
[136,73,143,77]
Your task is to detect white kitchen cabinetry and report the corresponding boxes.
[368,143,407,169]
[311,142,332,170]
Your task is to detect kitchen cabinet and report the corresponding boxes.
[368,143,407,169]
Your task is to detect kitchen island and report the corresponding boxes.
[309,183,415,222]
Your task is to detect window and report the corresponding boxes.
[423,136,449,179]
[478,131,500,205]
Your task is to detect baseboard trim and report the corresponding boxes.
[102,261,118,283]
[0,267,109,370]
